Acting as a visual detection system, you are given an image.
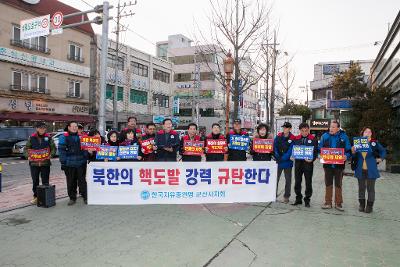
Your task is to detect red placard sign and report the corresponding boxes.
[28,148,50,161]
[253,138,274,153]
[141,138,155,155]
[206,139,227,154]
[320,148,345,164]
[80,136,101,151]
[183,140,204,156]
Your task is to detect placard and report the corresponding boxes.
[96,146,118,161]
[141,138,155,155]
[292,145,314,160]
[229,135,250,151]
[80,136,101,151]
[320,148,345,164]
[183,140,204,156]
[353,137,370,152]
[206,139,227,154]
[28,148,50,161]
[252,138,273,153]
[118,145,139,159]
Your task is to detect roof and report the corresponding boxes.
[3,0,94,36]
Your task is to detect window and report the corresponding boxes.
[107,52,125,71]
[326,90,332,100]
[131,62,149,77]
[200,108,215,117]
[106,84,123,101]
[178,108,192,116]
[69,44,83,62]
[130,89,148,104]
[11,71,46,93]
[68,81,81,97]
[153,69,170,83]
[153,94,169,107]
[11,25,48,53]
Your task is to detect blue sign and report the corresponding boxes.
[292,145,314,160]
[153,115,180,125]
[326,99,352,109]
[96,145,118,161]
[229,135,250,151]
[118,145,139,159]
[353,137,370,152]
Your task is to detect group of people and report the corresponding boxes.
[25,116,386,213]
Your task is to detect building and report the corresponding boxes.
[94,36,174,130]
[157,34,259,132]
[308,60,374,135]
[0,0,95,131]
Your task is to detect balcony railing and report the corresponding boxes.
[67,54,84,63]
[10,39,51,54]
[66,92,84,99]
[10,84,50,94]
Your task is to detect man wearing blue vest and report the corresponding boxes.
[319,120,351,211]
[25,122,56,205]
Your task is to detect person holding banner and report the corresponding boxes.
[87,129,106,162]
[119,116,142,142]
[274,122,296,203]
[205,123,227,161]
[106,130,120,147]
[155,118,180,161]
[250,123,274,161]
[351,127,386,213]
[140,123,157,161]
[59,121,89,205]
[119,129,143,161]
[24,122,56,205]
[292,123,318,207]
[180,123,203,162]
[319,120,351,211]
[226,119,249,161]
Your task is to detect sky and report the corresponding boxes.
[61,0,399,103]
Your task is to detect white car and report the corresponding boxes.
[12,132,64,159]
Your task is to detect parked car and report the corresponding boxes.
[0,127,35,157]
[12,131,64,159]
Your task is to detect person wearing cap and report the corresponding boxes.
[24,122,56,205]
[318,120,351,211]
[274,121,296,203]
[292,122,318,207]
[226,119,249,161]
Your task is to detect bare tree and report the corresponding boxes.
[278,57,296,105]
[194,0,272,120]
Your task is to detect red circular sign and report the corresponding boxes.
[41,17,49,28]
[51,12,63,28]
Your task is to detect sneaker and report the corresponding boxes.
[67,199,76,206]
[321,203,332,209]
[30,197,38,205]
[304,202,311,208]
[292,200,302,206]
[335,204,344,211]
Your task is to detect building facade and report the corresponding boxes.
[308,60,374,132]
[0,0,95,131]
[94,36,174,130]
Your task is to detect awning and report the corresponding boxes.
[0,112,95,123]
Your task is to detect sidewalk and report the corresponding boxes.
[0,163,399,266]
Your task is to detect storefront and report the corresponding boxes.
[309,119,330,139]
[0,96,94,131]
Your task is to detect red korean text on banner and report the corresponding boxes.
[28,148,50,162]
[206,139,227,154]
[253,138,274,153]
[80,136,101,151]
[141,138,155,155]
[183,140,204,156]
[320,148,345,164]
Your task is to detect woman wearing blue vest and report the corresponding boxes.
[351,127,386,213]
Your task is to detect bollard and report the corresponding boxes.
[0,162,2,192]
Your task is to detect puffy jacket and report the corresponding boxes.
[274,132,296,169]
[318,130,352,169]
[179,135,203,162]
[25,133,56,166]
[250,133,274,161]
[353,139,386,180]
[155,130,179,161]
[58,132,88,168]
[205,133,226,161]
[226,130,249,161]
[293,134,318,162]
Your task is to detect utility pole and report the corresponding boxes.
[299,81,309,106]
[269,30,278,134]
[112,0,136,130]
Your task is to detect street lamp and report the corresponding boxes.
[224,51,234,136]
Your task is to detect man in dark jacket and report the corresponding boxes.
[179,123,203,162]
[155,118,179,161]
[59,121,88,205]
[140,123,157,161]
[292,123,318,207]
[119,116,142,142]
[226,119,249,161]
[205,123,227,161]
[274,122,296,203]
[318,120,351,211]
[24,122,56,205]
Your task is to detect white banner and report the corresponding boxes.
[87,161,277,205]
[20,15,50,40]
